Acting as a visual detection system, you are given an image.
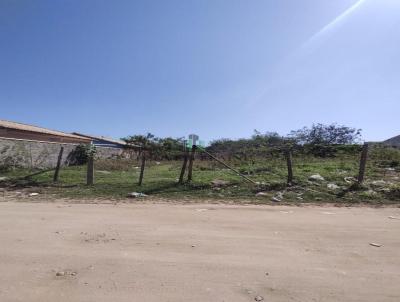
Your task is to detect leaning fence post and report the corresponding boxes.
[53,146,64,182]
[187,145,197,182]
[358,143,369,184]
[138,152,146,186]
[285,149,293,186]
[178,150,189,184]
[86,155,94,185]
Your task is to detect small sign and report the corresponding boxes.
[184,135,206,150]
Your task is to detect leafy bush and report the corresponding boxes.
[67,144,96,165]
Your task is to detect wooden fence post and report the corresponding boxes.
[53,146,64,182]
[138,152,146,186]
[187,145,197,182]
[178,150,189,184]
[86,155,94,185]
[358,143,369,184]
[285,149,293,186]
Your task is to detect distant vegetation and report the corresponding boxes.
[122,123,364,160]
[2,123,400,204]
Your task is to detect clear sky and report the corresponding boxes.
[1,0,399,143]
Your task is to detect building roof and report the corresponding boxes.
[72,132,139,148]
[0,119,91,142]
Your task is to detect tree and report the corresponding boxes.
[289,123,362,145]
[122,134,185,160]
[122,133,156,159]
[289,123,362,157]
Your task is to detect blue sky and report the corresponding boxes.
[0,0,399,143]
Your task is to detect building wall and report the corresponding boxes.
[0,137,78,169]
[0,137,139,169]
[95,146,138,160]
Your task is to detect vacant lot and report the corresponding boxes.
[0,201,399,302]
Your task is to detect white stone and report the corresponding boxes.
[309,174,325,182]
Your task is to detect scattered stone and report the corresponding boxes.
[56,271,65,277]
[388,216,400,220]
[309,174,325,182]
[371,180,387,188]
[191,245,196,248]
[97,170,111,174]
[28,193,39,197]
[327,183,340,190]
[256,192,268,197]
[127,192,148,198]
[255,296,264,301]
[211,179,230,187]
[271,191,284,202]
[365,190,378,197]
[369,243,382,248]
[344,177,357,184]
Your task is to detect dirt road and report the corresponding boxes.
[0,201,399,302]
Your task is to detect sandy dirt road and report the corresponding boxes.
[0,201,399,302]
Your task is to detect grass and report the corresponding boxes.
[1,151,400,204]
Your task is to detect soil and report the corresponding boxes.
[0,200,399,301]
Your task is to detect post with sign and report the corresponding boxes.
[178,149,189,184]
[187,145,197,182]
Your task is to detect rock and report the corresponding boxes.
[327,183,340,190]
[210,179,230,187]
[56,271,65,277]
[365,189,378,197]
[377,187,391,193]
[371,180,387,188]
[255,296,264,301]
[271,191,284,202]
[256,192,268,197]
[97,170,111,174]
[0,177,8,181]
[127,192,148,198]
[344,177,357,183]
[155,161,161,165]
[369,243,382,247]
[309,174,325,182]
[28,193,39,197]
